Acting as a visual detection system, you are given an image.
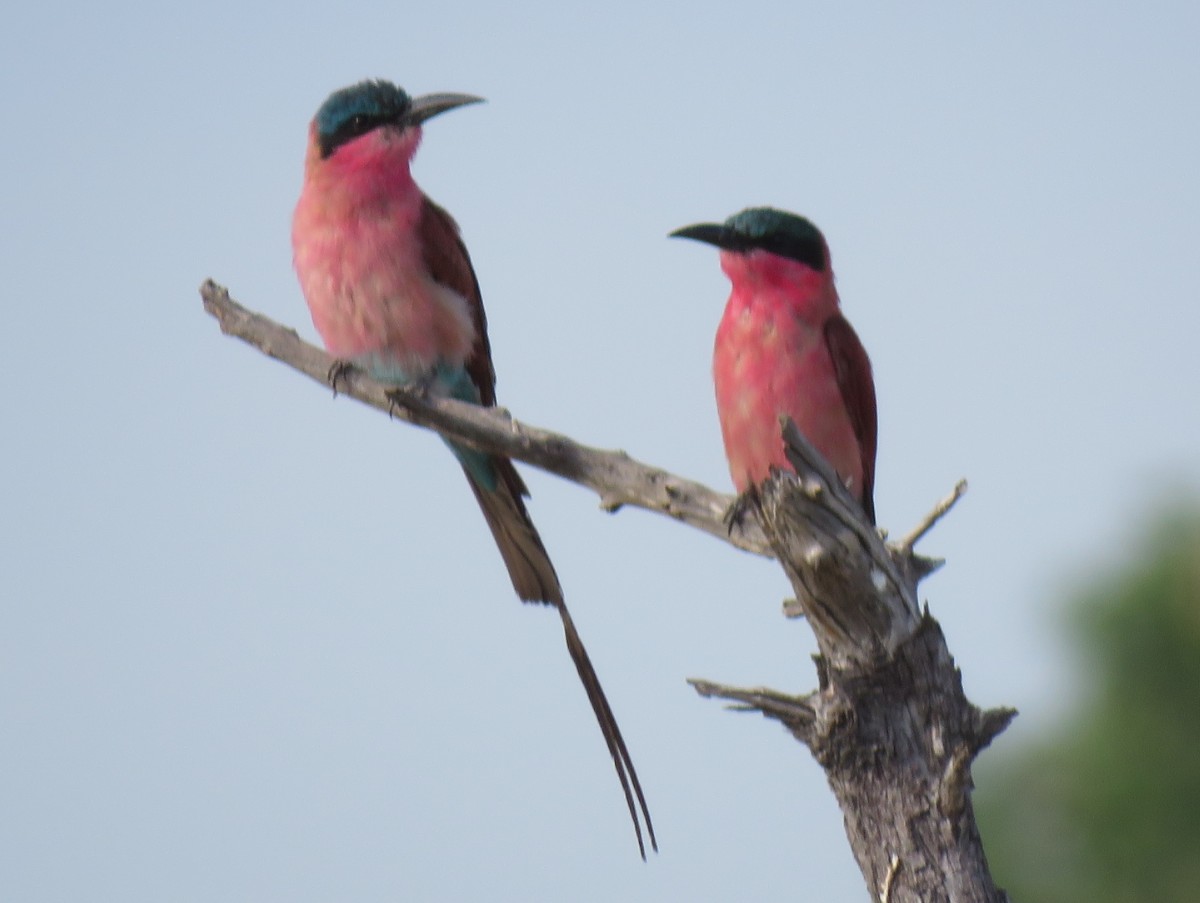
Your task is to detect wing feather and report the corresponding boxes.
[824,313,878,523]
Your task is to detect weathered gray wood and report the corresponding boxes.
[202,279,1014,901]
[694,424,1014,902]
[201,279,771,557]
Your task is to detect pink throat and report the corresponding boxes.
[306,125,423,214]
[711,249,860,495]
[718,249,837,322]
[292,123,477,370]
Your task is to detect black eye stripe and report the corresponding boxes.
[720,231,824,271]
[761,233,825,271]
[723,208,827,272]
[319,111,390,159]
[313,80,413,160]
[342,114,375,140]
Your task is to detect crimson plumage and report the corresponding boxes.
[673,208,877,522]
[292,80,654,856]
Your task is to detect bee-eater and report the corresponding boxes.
[671,207,877,523]
[291,80,654,857]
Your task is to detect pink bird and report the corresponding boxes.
[672,207,878,522]
[292,80,654,856]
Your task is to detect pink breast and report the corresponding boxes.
[713,292,863,497]
[292,158,474,370]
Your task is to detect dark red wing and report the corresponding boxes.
[416,195,533,514]
[823,313,878,523]
[417,200,655,855]
[417,197,497,407]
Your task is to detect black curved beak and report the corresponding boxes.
[406,92,485,127]
[669,222,734,249]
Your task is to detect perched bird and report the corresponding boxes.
[671,207,877,523]
[292,80,654,856]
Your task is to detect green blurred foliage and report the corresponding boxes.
[976,508,1200,903]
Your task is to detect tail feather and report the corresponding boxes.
[559,607,657,860]
[464,457,656,858]
[463,457,563,605]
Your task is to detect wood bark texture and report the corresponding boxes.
[202,279,1016,902]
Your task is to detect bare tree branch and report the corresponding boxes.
[900,478,969,552]
[201,279,1013,902]
[201,279,770,556]
[689,424,1016,902]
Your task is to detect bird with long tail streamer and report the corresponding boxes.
[292,80,655,858]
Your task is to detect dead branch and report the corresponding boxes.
[202,278,1012,902]
[202,279,769,556]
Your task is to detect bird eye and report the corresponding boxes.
[320,111,382,159]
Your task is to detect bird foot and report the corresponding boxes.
[384,377,435,419]
[326,359,356,397]
[723,487,761,536]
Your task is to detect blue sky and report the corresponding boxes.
[4,2,1199,900]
